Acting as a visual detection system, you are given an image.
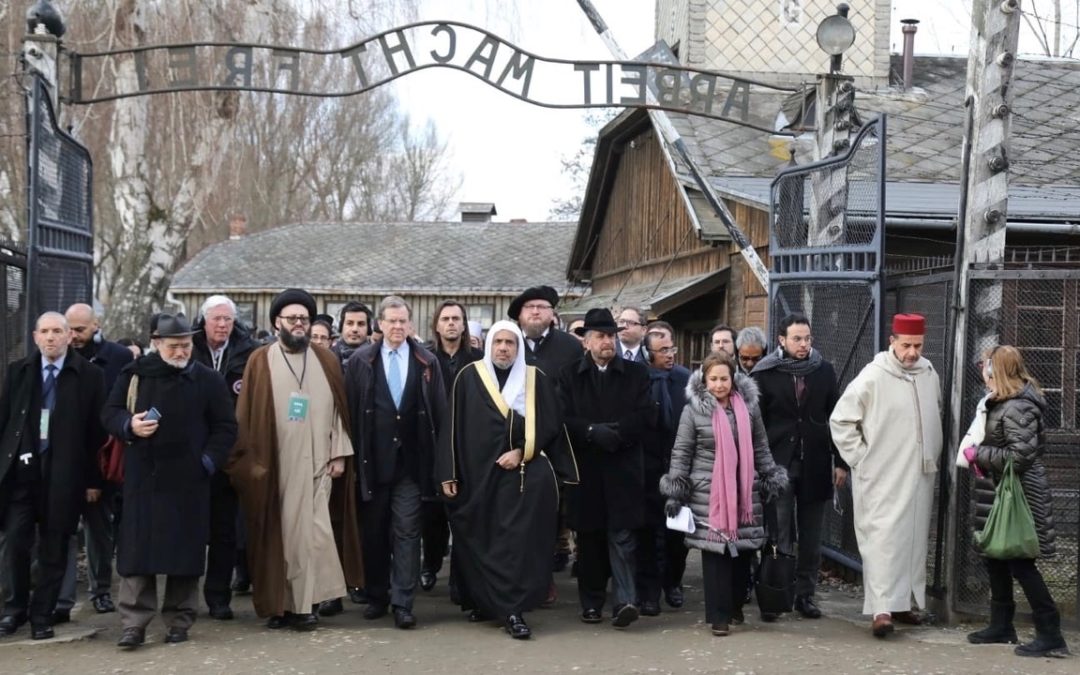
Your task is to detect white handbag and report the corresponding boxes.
[665,506,696,534]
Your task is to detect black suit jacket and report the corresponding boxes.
[752,360,848,501]
[0,349,106,534]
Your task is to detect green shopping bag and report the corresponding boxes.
[974,456,1040,559]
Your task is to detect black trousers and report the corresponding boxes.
[420,501,450,575]
[985,557,1057,615]
[203,471,238,608]
[1,483,70,625]
[576,528,637,612]
[635,525,689,603]
[701,550,751,625]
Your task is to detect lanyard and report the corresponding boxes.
[279,345,308,390]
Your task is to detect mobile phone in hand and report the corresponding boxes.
[145,407,162,422]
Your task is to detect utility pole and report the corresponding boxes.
[574,0,770,289]
[943,0,1022,622]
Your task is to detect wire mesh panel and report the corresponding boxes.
[768,118,886,571]
[0,248,28,383]
[26,76,93,324]
[954,271,1080,620]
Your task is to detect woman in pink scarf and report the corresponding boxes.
[660,351,787,636]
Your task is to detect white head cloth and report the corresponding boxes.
[483,320,528,417]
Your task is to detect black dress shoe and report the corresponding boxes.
[760,611,779,623]
[208,605,234,620]
[664,586,684,608]
[117,627,145,649]
[467,609,488,623]
[794,594,822,619]
[612,603,640,629]
[164,627,188,643]
[317,598,343,617]
[51,609,71,625]
[291,613,319,631]
[393,607,416,629]
[731,606,745,625]
[580,608,603,624]
[0,614,25,635]
[641,601,661,617]
[31,623,54,640]
[231,577,251,594]
[363,603,389,620]
[266,615,289,630]
[553,551,570,573]
[505,614,531,639]
[92,594,117,613]
[419,570,437,591]
[348,587,369,604]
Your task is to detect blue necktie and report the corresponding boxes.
[388,350,403,409]
[40,364,57,453]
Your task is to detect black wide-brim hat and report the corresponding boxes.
[507,285,560,320]
[151,313,199,339]
[270,288,317,324]
[573,308,622,336]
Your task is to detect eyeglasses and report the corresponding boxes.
[522,302,553,311]
[656,347,678,355]
[786,335,813,344]
[279,315,311,326]
[617,320,645,327]
[206,315,235,324]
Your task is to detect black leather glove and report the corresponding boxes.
[589,423,621,453]
[664,498,684,519]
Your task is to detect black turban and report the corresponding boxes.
[269,288,317,325]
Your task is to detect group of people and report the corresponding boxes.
[0,286,1068,658]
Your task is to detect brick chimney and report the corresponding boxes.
[228,213,248,240]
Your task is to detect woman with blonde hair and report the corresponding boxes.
[962,345,1069,657]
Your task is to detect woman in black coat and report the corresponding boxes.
[962,345,1068,658]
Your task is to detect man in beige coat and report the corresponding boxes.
[829,314,942,638]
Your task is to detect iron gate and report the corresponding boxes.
[25,75,94,340]
[768,117,886,568]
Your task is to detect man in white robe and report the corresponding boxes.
[829,313,942,637]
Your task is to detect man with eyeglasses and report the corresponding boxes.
[190,295,260,621]
[751,313,847,622]
[635,330,691,615]
[227,289,363,633]
[736,326,768,375]
[103,314,237,649]
[615,307,649,364]
[344,295,447,630]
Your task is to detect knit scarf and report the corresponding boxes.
[708,391,755,542]
[751,346,823,377]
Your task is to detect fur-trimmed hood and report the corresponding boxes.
[685,368,760,413]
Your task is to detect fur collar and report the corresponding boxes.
[685,368,760,413]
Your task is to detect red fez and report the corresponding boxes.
[892,313,926,335]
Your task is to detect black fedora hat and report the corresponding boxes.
[151,313,199,339]
[507,285,559,320]
[573,308,622,336]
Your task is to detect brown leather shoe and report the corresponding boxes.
[872,613,894,638]
[892,610,923,626]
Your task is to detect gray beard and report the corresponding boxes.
[161,356,189,369]
[493,360,513,370]
[279,327,310,352]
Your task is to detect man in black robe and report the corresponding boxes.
[436,320,577,640]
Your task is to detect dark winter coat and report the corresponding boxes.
[971,384,1057,558]
[191,320,259,401]
[752,359,847,501]
[659,371,788,554]
[642,364,691,526]
[559,352,654,532]
[77,336,134,397]
[524,328,583,381]
[0,349,106,534]
[344,337,447,501]
[103,355,238,576]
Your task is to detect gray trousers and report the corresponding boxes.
[774,477,828,598]
[361,476,422,611]
[577,528,637,612]
[118,575,199,631]
[56,496,115,611]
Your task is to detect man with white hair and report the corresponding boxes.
[437,320,578,639]
[191,295,260,619]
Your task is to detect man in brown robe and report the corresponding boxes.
[227,288,362,631]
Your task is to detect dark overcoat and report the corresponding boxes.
[103,355,237,576]
[559,353,653,532]
[753,360,848,501]
[0,349,106,534]
[641,364,691,526]
[191,320,259,402]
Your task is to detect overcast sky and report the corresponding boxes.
[390,0,1076,222]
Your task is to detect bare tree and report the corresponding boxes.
[549,110,616,220]
[1021,0,1080,57]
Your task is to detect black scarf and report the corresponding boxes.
[134,352,191,378]
[648,367,674,430]
[751,347,823,377]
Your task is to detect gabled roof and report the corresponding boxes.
[172,221,580,296]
